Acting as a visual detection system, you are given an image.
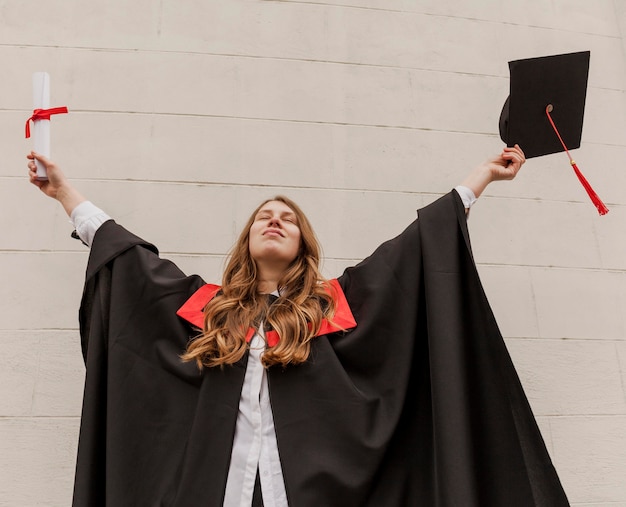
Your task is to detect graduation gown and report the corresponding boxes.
[73,190,569,507]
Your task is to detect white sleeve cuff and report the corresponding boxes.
[454,185,477,209]
[70,201,111,247]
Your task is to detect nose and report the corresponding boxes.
[268,216,282,227]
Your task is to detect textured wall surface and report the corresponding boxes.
[1,1,625,505]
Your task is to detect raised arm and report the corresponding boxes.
[459,144,525,199]
[28,152,110,246]
[27,151,86,217]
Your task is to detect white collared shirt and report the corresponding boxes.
[223,328,288,507]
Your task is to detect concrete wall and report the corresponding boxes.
[1,0,625,505]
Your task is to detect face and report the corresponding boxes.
[248,200,302,269]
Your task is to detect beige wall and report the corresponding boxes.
[1,1,625,505]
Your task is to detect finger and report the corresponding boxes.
[514,144,526,161]
[29,172,43,187]
[32,152,46,164]
[505,144,526,164]
[496,154,523,179]
[31,151,56,170]
[501,154,520,167]
[502,146,523,158]
[29,151,47,163]
[501,148,524,166]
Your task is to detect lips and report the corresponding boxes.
[264,228,284,237]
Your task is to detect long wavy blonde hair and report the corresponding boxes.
[181,196,336,368]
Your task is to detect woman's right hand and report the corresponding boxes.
[27,151,70,200]
[27,152,86,216]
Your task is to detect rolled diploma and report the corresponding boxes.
[32,72,51,181]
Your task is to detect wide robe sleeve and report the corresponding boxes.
[73,220,233,507]
[266,190,569,507]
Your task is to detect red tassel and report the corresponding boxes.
[545,106,608,215]
[570,160,609,215]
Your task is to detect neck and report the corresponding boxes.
[256,263,287,294]
[257,279,279,294]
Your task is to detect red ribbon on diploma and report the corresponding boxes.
[25,107,69,138]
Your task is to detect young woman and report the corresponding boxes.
[27,147,569,507]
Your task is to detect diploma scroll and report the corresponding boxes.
[32,72,51,180]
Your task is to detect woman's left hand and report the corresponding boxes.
[460,144,526,199]
[487,144,526,182]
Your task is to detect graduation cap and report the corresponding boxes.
[499,50,608,215]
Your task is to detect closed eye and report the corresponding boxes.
[282,213,297,224]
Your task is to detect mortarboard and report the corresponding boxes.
[499,50,608,215]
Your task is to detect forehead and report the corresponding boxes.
[256,200,296,215]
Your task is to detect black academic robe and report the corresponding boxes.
[73,191,569,507]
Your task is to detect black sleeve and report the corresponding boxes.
[73,220,206,507]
